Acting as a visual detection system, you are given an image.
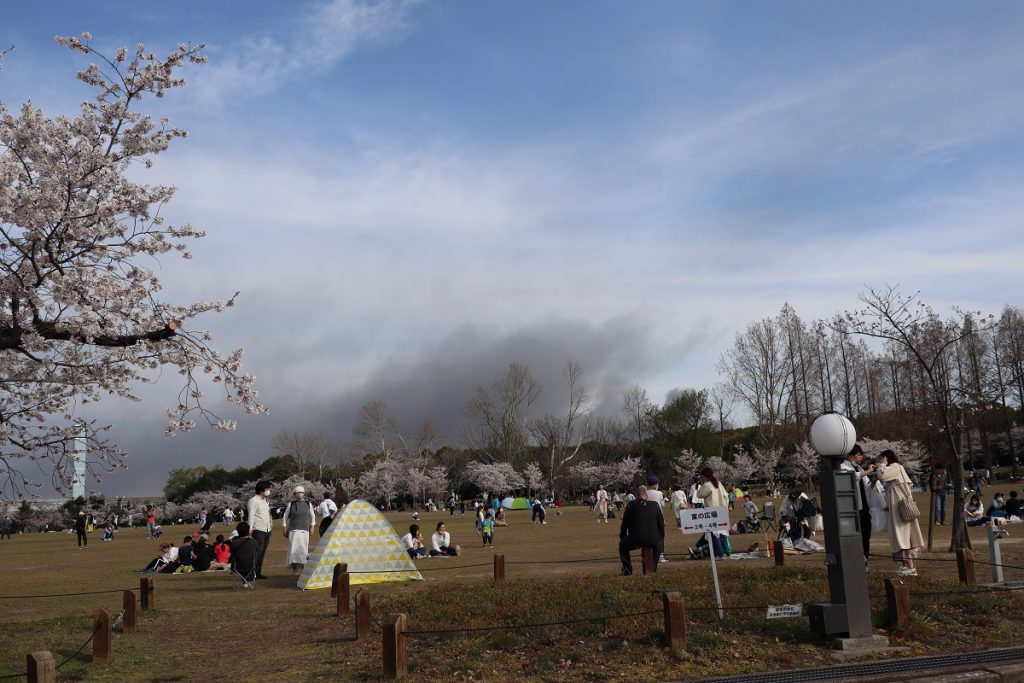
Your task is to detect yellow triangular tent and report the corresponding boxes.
[296,499,423,589]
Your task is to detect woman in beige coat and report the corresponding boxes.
[876,450,924,576]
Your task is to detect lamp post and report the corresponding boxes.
[807,412,889,652]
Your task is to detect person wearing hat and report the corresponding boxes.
[619,485,664,576]
[645,475,667,563]
[74,511,88,549]
[282,485,316,574]
[247,480,273,579]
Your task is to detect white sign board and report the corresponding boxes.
[679,506,731,535]
[766,604,803,620]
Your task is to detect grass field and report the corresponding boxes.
[2,489,1024,682]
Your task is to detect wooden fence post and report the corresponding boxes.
[884,578,910,629]
[382,613,408,680]
[642,547,655,575]
[337,571,351,618]
[122,590,137,634]
[26,651,55,683]
[139,577,154,610]
[493,554,505,583]
[331,563,349,598]
[92,608,112,665]
[773,541,785,566]
[956,548,976,586]
[355,589,372,641]
[662,591,687,650]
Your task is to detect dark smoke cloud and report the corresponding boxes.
[72,314,717,496]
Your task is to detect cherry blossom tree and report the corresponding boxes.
[608,455,641,489]
[670,448,704,484]
[859,437,926,477]
[729,448,757,484]
[778,441,819,491]
[0,35,265,498]
[522,461,544,497]
[463,460,524,496]
[752,445,783,486]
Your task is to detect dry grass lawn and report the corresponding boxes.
[2,488,1023,681]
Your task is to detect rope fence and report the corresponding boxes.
[313,543,1024,681]
[0,580,153,683]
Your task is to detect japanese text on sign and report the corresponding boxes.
[766,604,803,619]
[679,506,731,534]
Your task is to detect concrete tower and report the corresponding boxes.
[71,421,87,500]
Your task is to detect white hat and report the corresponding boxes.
[293,485,305,494]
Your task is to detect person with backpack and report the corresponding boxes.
[282,486,316,574]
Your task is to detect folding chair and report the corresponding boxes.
[757,501,777,533]
[231,556,257,590]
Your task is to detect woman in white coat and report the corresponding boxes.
[595,485,610,523]
[876,450,924,576]
[696,467,731,558]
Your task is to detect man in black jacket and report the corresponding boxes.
[619,485,664,576]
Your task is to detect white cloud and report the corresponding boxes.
[192,0,421,104]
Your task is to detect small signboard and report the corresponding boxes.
[766,604,803,620]
[679,506,731,535]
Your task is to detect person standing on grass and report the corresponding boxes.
[0,517,11,540]
[644,476,667,563]
[481,511,495,548]
[932,464,950,526]
[531,498,547,524]
[689,476,703,509]
[74,511,88,548]
[841,444,875,562]
[316,492,338,537]
[247,480,273,579]
[282,486,316,574]
[596,485,610,523]
[876,450,924,576]
[696,467,730,558]
[618,485,664,576]
[146,507,157,539]
[670,484,688,530]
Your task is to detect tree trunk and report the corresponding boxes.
[942,403,971,551]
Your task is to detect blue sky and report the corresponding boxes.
[3,1,1024,494]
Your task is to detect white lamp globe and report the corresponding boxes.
[809,412,857,457]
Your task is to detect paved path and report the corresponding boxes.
[695,646,1024,682]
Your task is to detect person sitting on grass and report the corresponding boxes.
[965,495,987,527]
[494,507,509,527]
[191,534,215,572]
[430,522,460,557]
[210,534,231,570]
[157,543,182,573]
[101,521,115,542]
[986,493,1008,522]
[174,536,194,573]
[1005,491,1024,520]
[140,543,177,573]
[401,524,427,559]
[742,495,759,527]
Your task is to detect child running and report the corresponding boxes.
[481,511,495,548]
